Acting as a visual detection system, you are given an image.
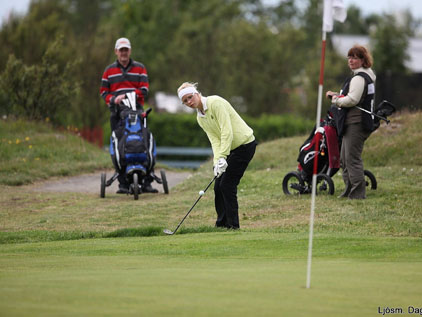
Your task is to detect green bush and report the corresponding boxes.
[147,113,210,147]
[0,36,80,127]
[146,112,313,147]
[102,111,314,147]
[244,114,313,142]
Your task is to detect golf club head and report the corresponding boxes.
[163,176,217,237]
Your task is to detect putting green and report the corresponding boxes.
[0,233,421,316]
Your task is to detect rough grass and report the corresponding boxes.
[0,119,111,185]
[0,111,421,240]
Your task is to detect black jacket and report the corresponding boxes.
[333,71,375,136]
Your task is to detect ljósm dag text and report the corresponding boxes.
[378,306,422,315]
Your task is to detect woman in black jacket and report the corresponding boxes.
[326,45,376,199]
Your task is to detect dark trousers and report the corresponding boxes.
[110,111,120,132]
[214,140,257,229]
[340,123,371,199]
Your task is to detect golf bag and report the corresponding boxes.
[283,100,396,195]
[100,92,169,200]
[110,106,156,178]
[297,112,340,180]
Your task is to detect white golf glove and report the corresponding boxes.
[213,158,228,178]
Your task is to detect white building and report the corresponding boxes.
[331,34,422,73]
[154,92,194,114]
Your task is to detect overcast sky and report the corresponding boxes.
[0,0,28,25]
[1,0,422,26]
[343,0,422,17]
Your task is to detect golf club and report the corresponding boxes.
[356,103,393,124]
[163,176,217,235]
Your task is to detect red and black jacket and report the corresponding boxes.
[100,59,149,107]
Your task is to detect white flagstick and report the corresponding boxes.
[306,173,317,289]
[307,0,346,289]
[306,30,326,289]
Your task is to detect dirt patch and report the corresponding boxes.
[29,170,192,194]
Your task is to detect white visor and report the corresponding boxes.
[178,87,198,100]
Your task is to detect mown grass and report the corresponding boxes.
[0,233,421,316]
[0,111,421,316]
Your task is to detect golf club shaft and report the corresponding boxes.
[355,106,390,123]
[171,176,217,235]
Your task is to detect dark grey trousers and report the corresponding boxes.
[340,123,371,199]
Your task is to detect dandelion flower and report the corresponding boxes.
[25,137,30,141]
[29,145,33,149]
[16,139,21,144]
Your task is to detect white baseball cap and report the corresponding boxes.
[115,37,131,50]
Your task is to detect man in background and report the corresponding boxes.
[100,37,157,194]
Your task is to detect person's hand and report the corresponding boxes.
[114,94,126,105]
[326,91,337,99]
[213,158,228,178]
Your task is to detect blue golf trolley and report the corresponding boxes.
[100,92,169,200]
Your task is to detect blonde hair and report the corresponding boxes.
[177,82,200,94]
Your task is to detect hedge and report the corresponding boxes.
[146,112,314,147]
[103,111,314,147]
[103,112,314,147]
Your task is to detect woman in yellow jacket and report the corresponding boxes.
[177,82,257,229]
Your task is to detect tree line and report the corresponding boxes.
[0,0,419,129]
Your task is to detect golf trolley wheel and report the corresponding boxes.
[100,173,106,198]
[315,174,335,195]
[133,173,139,200]
[160,169,169,194]
[364,170,377,190]
[282,171,305,195]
